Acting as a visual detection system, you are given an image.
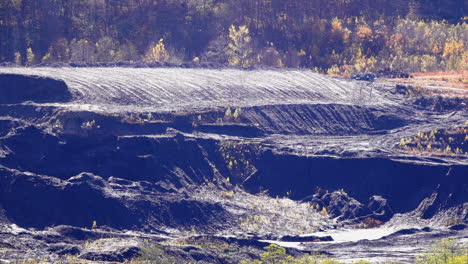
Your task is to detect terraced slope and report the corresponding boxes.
[0,67,466,263]
[0,68,372,109]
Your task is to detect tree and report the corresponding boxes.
[227,25,254,67]
[258,44,283,67]
[260,244,295,264]
[144,39,170,63]
[443,39,465,70]
[26,47,36,65]
[95,37,120,62]
[202,34,229,64]
[42,38,70,63]
[329,17,350,52]
[70,39,96,63]
[115,42,139,62]
[14,52,21,65]
[416,239,467,264]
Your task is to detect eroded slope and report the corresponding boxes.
[0,68,466,263]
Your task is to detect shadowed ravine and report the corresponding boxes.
[0,68,466,263]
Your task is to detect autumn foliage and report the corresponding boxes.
[0,0,466,73]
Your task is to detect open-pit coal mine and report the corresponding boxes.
[0,67,466,263]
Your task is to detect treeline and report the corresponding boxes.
[0,0,466,73]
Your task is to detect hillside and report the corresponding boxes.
[0,67,466,263]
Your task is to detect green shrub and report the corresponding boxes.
[416,239,468,264]
[239,244,339,264]
[135,244,176,264]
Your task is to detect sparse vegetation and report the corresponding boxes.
[397,127,468,156]
[237,240,468,264]
[130,244,176,264]
[416,238,468,264]
[218,141,257,179]
[81,120,99,130]
[239,244,368,264]
[192,185,326,235]
[122,113,158,124]
[223,107,243,122]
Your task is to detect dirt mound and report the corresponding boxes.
[0,74,71,104]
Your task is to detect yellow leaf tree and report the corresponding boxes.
[144,38,170,63]
[26,47,36,66]
[443,39,465,70]
[227,25,253,68]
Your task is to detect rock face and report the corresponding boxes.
[245,152,467,219]
[0,160,229,231]
[304,190,393,222]
[0,68,466,263]
[0,73,72,104]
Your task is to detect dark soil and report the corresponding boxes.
[0,68,466,263]
[0,73,71,104]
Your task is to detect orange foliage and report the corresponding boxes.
[356,25,372,40]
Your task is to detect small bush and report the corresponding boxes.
[134,244,176,264]
[239,243,339,264]
[144,39,170,63]
[416,238,468,264]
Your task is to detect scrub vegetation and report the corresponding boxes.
[398,126,468,156]
[128,238,467,264]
